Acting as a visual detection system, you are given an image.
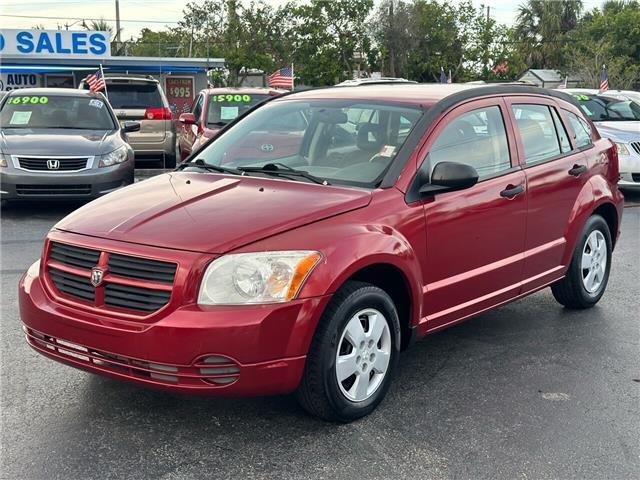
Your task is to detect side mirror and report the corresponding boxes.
[122,121,140,133]
[419,161,479,195]
[179,113,197,125]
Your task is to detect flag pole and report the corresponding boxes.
[99,63,109,100]
[291,63,294,92]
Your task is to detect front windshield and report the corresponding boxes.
[206,93,270,126]
[0,94,116,130]
[195,99,423,187]
[574,95,640,121]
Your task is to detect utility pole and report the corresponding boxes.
[115,0,122,48]
[484,5,490,77]
[388,0,395,77]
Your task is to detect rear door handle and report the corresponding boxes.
[568,164,587,176]
[500,184,524,199]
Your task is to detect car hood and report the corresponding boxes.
[0,128,119,156]
[594,121,640,143]
[55,172,372,254]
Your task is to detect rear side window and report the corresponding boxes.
[565,111,593,148]
[512,104,561,164]
[192,94,204,120]
[427,105,511,179]
[550,108,571,153]
[107,83,163,109]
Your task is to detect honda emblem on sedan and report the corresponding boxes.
[47,159,60,170]
[91,268,104,287]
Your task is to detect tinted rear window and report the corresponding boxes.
[107,83,163,109]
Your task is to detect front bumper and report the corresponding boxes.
[128,131,176,157]
[618,153,640,190]
[618,172,640,190]
[19,268,330,396]
[1,163,134,201]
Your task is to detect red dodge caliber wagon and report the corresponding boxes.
[20,85,623,422]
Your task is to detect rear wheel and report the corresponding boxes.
[551,215,612,309]
[296,281,400,422]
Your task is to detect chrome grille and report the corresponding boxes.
[17,156,90,171]
[47,241,176,314]
[631,142,640,155]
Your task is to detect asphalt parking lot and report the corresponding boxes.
[1,185,639,480]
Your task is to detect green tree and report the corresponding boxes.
[515,0,583,68]
[564,1,640,88]
[287,0,374,85]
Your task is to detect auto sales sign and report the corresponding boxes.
[0,29,111,58]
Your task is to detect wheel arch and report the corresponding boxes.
[592,201,619,249]
[345,263,416,350]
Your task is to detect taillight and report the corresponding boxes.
[144,107,172,120]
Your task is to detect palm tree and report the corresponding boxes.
[515,0,583,68]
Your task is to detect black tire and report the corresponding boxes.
[296,281,401,422]
[163,152,177,169]
[551,214,612,309]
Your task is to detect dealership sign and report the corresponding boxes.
[0,29,111,58]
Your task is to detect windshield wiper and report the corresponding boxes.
[238,163,330,185]
[176,158,243,175]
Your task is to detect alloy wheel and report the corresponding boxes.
[581,230,607,293]
[335,308,391,402]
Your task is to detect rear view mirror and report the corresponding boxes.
[315,109,348,124]
[179,113,197,125]
[122,121,140,133]
[419,161,478,195]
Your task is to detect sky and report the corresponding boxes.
[0,0,605,41]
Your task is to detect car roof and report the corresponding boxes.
[275,83,578,108]
[201,87,285,95]
[562,88,599,94]
[103,75,158,83]
[5,88,102,97]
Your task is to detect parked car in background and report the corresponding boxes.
[20,84,623,422]
[80,75,177,167]
[177,87,284,161]
[561,90,640,190]
[0,88,138,202]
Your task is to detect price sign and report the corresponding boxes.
[165,77,194,118]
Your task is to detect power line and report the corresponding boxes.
[0,13,179,24]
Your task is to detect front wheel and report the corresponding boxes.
[551,214,612,309]
[296,281,401,422]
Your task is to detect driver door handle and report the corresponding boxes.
[500,184,525,199]
[568,164,587,176]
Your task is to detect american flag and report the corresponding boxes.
[558,75,568,89]
[268,66,294,89]
[599,65,609,92]
[86,69,106,93]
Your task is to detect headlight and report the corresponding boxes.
[98,145,128,167]
[615,143,630,156]
[198,251,322,305]
[26,259,40,278]
[0,153,7,167]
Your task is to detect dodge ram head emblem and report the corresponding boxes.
[91,267,104,287]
